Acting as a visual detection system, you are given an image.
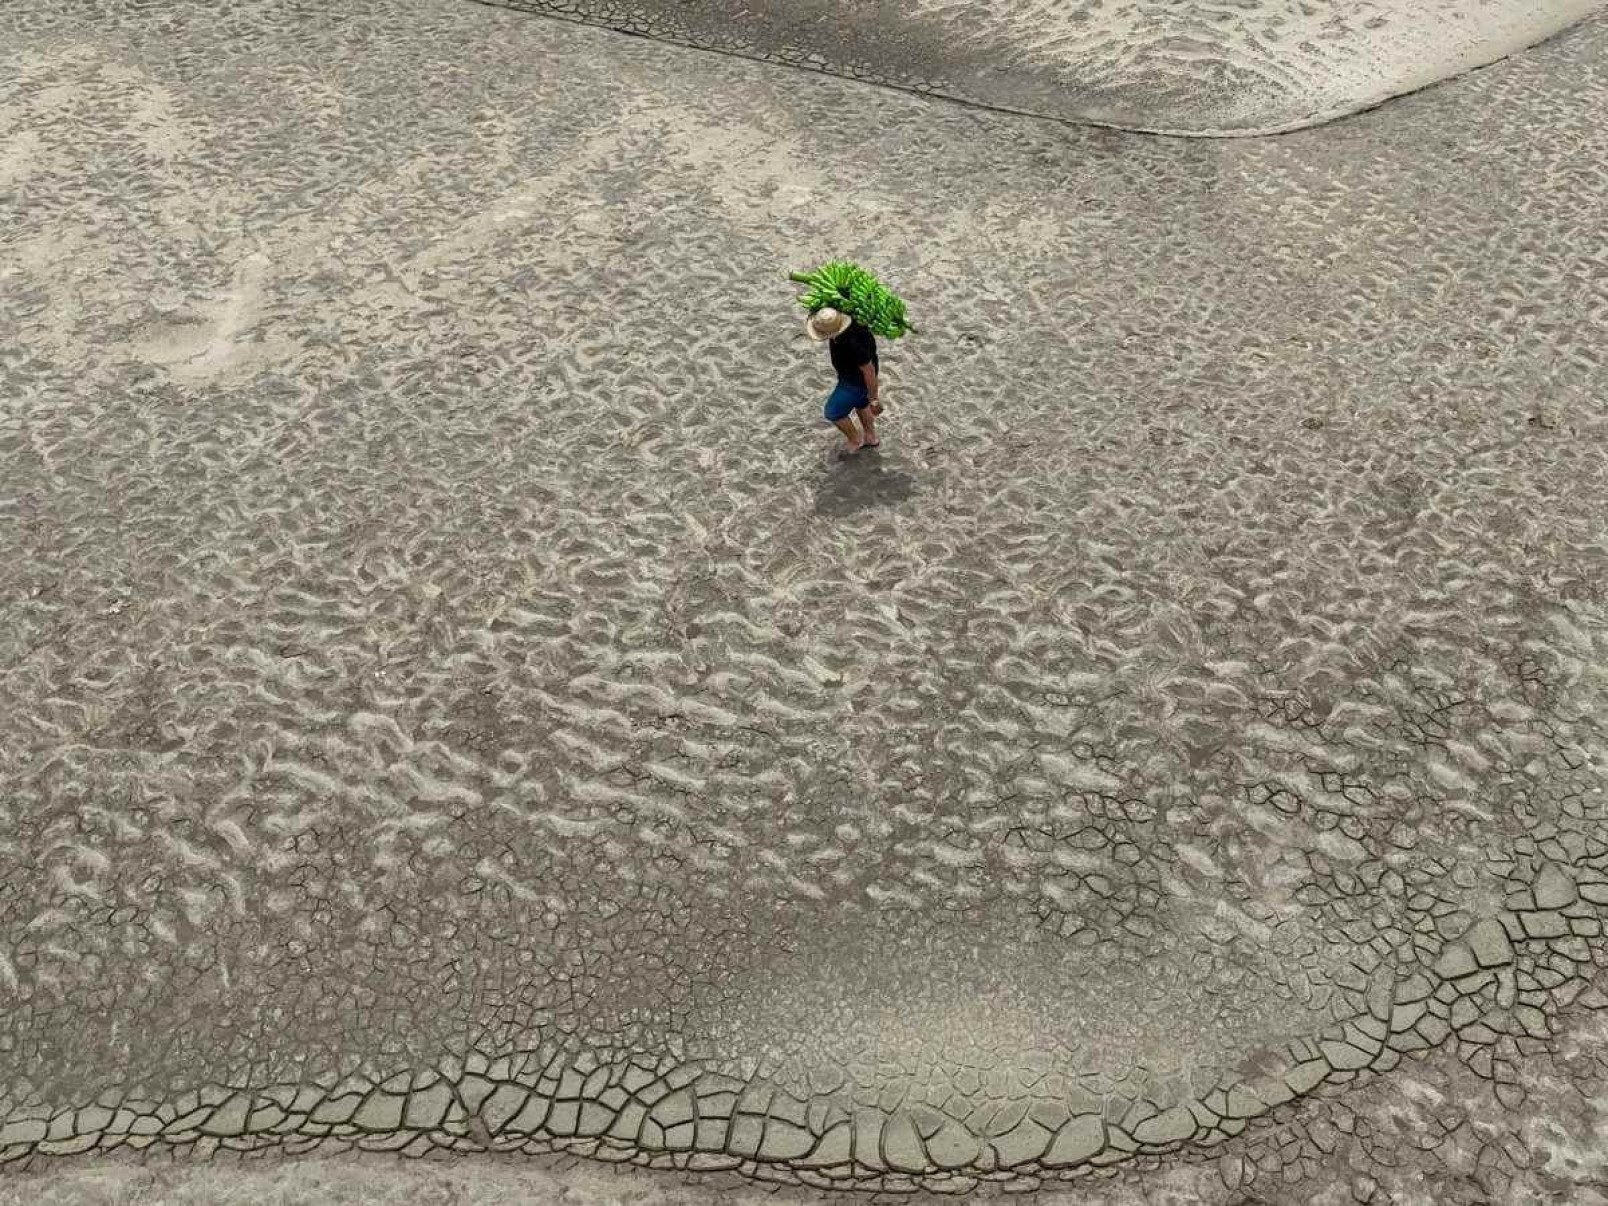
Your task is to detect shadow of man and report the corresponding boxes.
[811,450,917,518]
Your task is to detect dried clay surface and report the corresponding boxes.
[2,0,1608,1201]
[480,0,1607,133]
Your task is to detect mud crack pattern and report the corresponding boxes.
[2,0,1608,1199]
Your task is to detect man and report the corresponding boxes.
[806,307,883,453]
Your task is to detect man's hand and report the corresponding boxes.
[861,363,880,409]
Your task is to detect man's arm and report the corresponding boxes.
[860,361,880,403]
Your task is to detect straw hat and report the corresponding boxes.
[805,307,853,342]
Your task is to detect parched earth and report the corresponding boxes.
[2,0,1607,1201]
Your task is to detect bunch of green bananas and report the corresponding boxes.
[789,261,916,339]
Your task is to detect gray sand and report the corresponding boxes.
[485,0,1606,133]
[2,0,1608,1200]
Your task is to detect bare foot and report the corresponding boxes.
[862,437,881,448]
[842,438,864,453]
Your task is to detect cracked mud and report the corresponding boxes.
[2,0,1607,1201]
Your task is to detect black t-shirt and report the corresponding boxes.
[828,322,878,385]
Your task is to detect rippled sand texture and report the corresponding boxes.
[4,0,1608,1200]
[485,0,1607,132]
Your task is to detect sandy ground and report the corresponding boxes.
[2,0,1608,1200]
[484,0,1607,133]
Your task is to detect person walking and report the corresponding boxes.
[806,307,883,453]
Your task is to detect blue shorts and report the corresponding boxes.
[824,382,870,423]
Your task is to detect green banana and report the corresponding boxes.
[788,261,916,339]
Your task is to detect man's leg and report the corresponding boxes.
[855,406,879,447]
[833,417,864,451]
